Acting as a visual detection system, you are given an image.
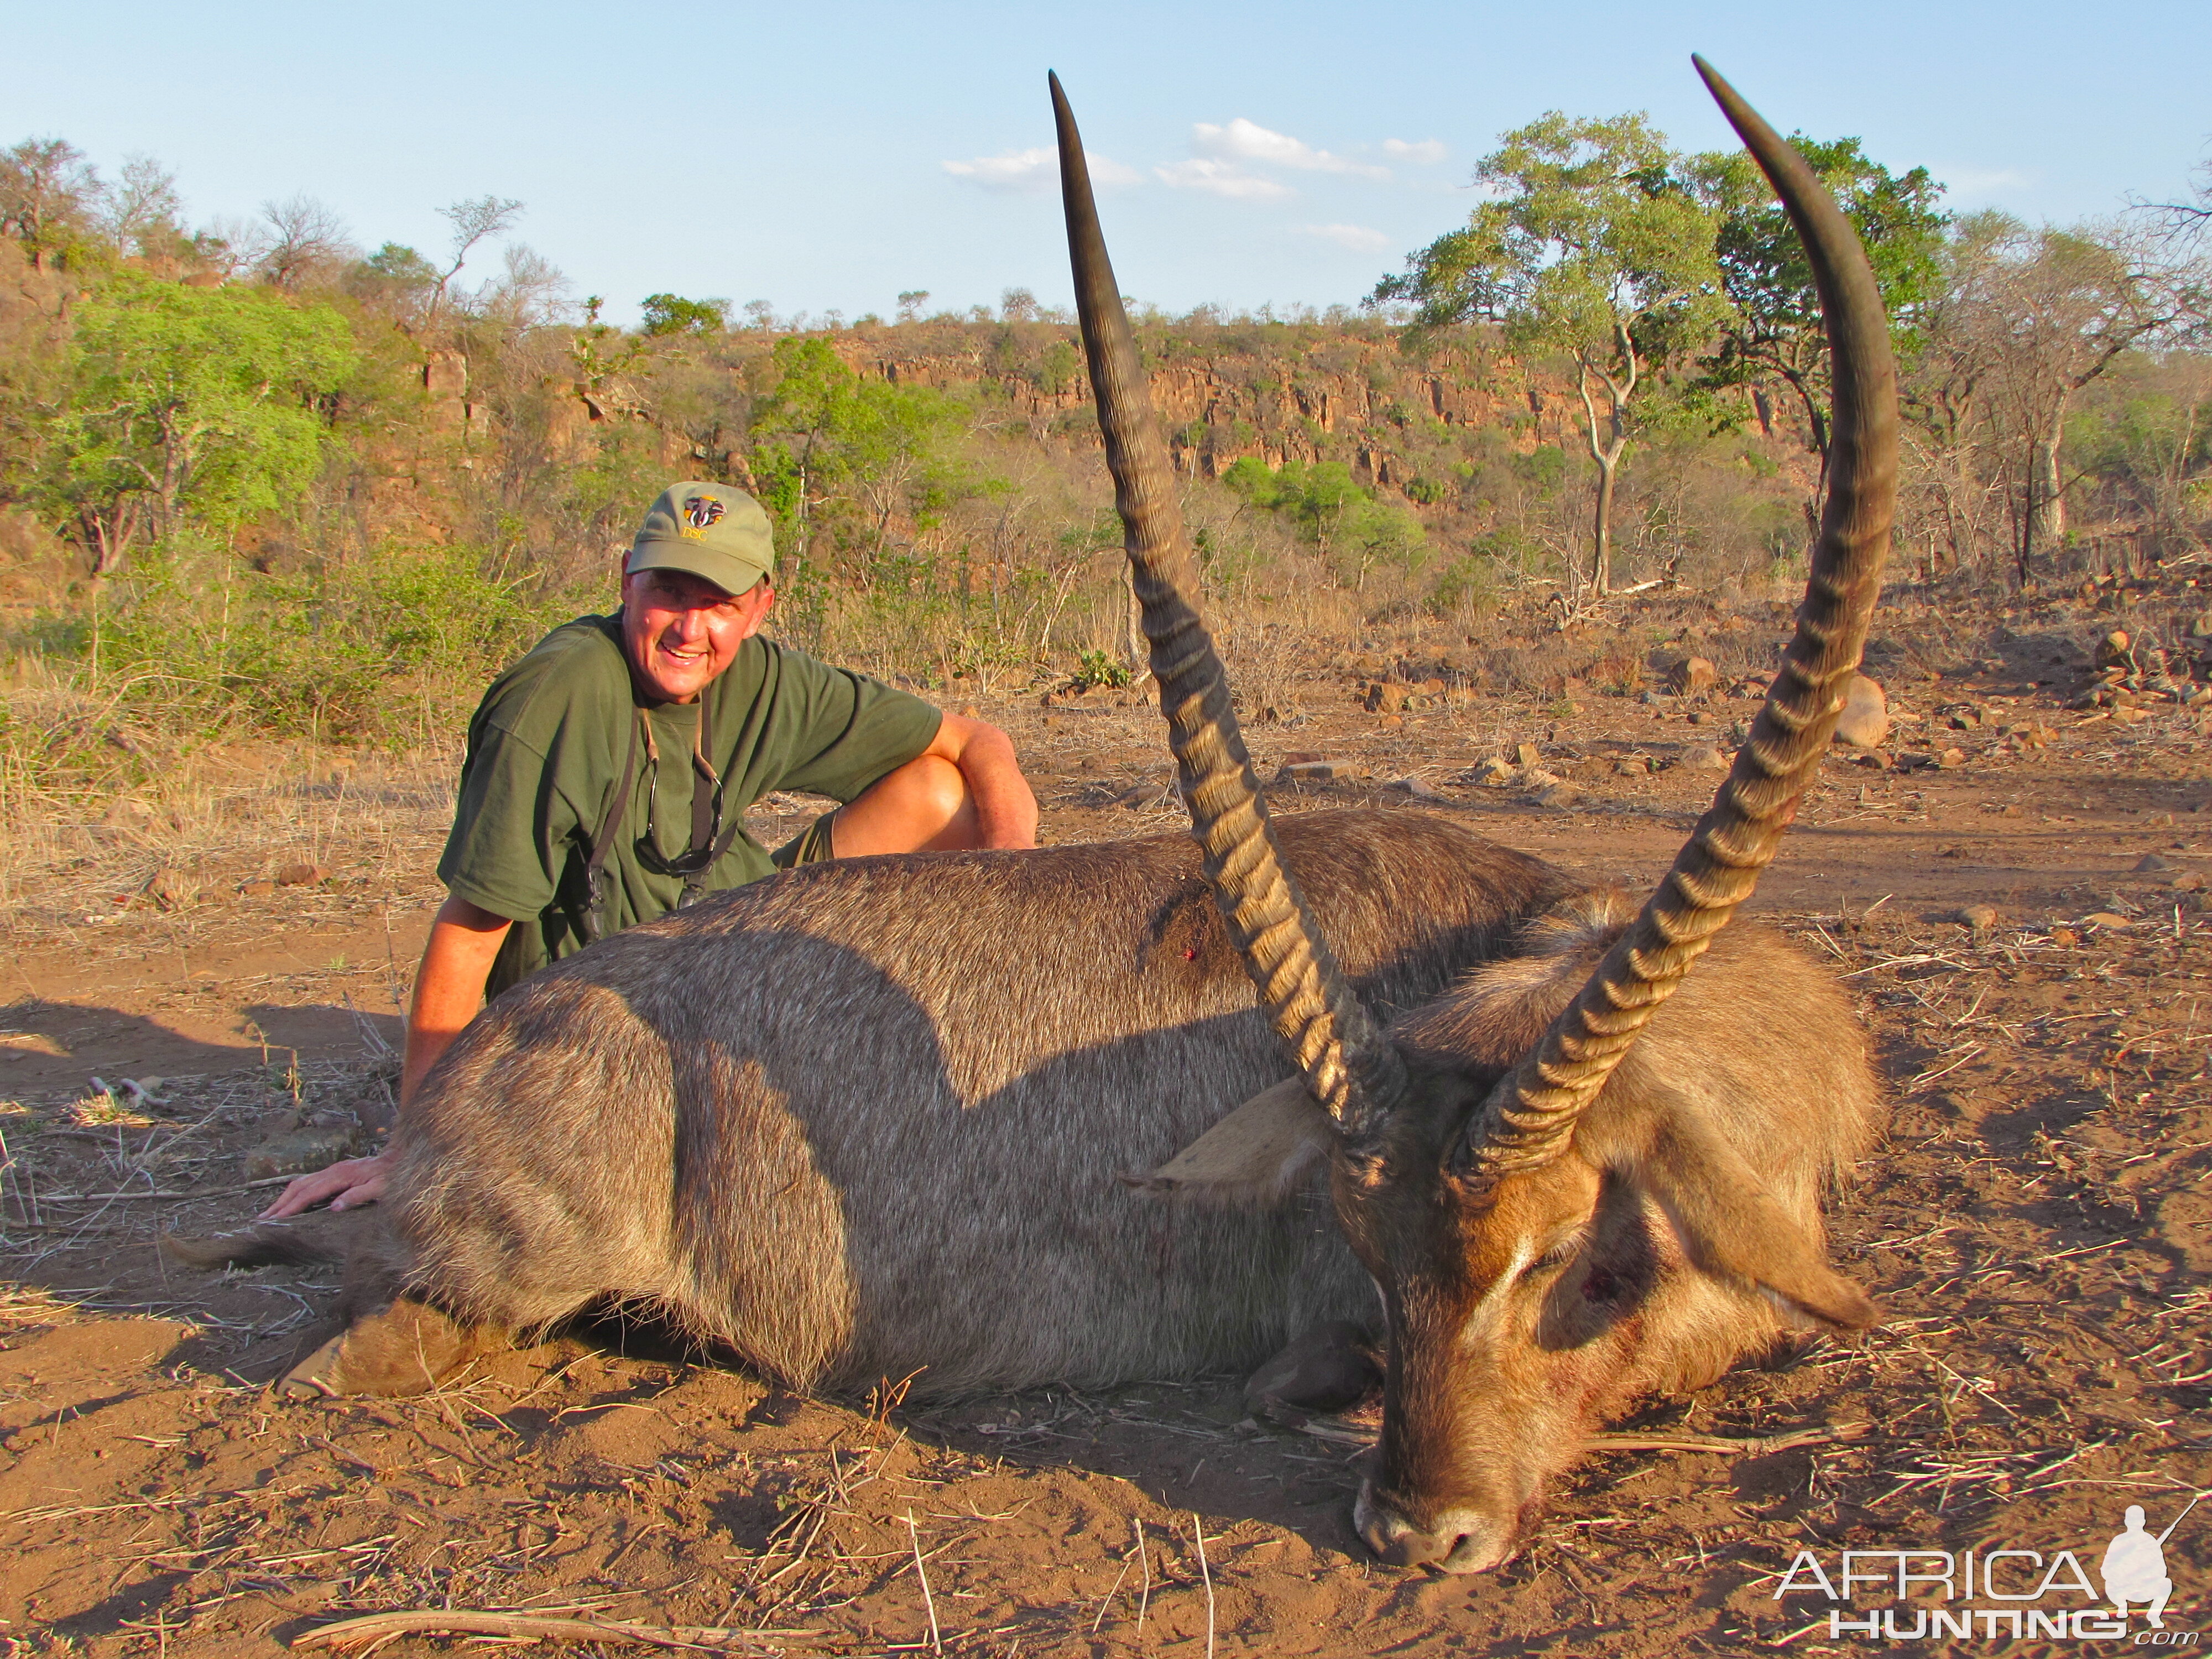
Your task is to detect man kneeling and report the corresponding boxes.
[264,482,1037,1218]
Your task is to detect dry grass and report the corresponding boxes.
[0,739,459,938]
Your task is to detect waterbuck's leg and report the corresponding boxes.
[277,1295,494,1399]
[1244,1319,1382,1418]
[275,1229,501,1400]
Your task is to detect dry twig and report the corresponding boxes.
[291,1609,816,1652]
[1192,1512,1215,1659]
[1282,1418,1866,1457]
[905,1509,942,1657]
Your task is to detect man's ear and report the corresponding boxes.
[1640,1113,1879,1333]
[1121,1078,1337,1206]
[733,577,775,639]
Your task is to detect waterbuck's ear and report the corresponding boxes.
[1640,1114,1879,1333]
[1121,1078,1336,1206]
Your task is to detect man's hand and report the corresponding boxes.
[260,1151,390,1218]
[258,894,512,1218]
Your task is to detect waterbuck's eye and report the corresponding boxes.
[1524,1233,1584,1277]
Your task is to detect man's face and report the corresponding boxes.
[619,565,774,703]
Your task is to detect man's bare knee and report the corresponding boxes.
[836,755,976,855]
[904,754,968,824]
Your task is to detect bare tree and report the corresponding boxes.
[2136,148,2211,254]
[1000,286,1040,322]
[1903,211,2016,571]
[257,193,354,289]
[0,137,102,270]
[1907,212,2196,578]
[1983,220,2183,571]
[191,214,268,281]
[430,194,523,321]
[100,155,182,258]
[470,243,571,330]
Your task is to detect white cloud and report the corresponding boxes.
[1192,117,1389,180]
[943,148,1053,191]
[1383,138,1447,166]
[1154,157,1294,201]
[943,147,1139,194]
[1297,223,1390,252]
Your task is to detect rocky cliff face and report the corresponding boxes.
[837,322,1582,498]
[406,320,1590,525]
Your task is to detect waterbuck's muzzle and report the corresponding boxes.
[1355,1481,1528,1575]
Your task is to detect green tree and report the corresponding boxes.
[1375,112,1721,593]
[2067,354,2212,544]
[48,273,357,572]
[1227,457,1366,551]
[1223,457,1426,588]
[345,242,440,322]
[748,337,972,584]
[639,293,731,337]
[1694,135,1945,482]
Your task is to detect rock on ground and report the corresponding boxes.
[1835,675,1890,748]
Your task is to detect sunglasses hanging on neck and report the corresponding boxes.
[635,701,727,879]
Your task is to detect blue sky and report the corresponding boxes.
[12,1,2209,326]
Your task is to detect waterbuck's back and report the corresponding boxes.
[390,809,1572,1395]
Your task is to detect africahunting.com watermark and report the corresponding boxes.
[1774,1500,2202,1644]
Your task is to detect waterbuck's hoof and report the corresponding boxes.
[273,1296,485,1399]
[275,1334,348,1400]
[1245,1319,1381,1416]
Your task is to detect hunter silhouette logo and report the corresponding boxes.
[679,495,725,537]
[2106,1498,2197,1630]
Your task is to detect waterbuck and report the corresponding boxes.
[1042,55,1891,1570]
[189,59,1888,1577]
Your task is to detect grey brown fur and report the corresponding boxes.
[369,811,1571,1395]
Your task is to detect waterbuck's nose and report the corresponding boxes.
[1354,1485,1504,1574]
[1362,1511,1467,1569]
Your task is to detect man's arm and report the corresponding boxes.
[396,895,515,1107]
[921,712,1038,849]
[259,894,512,1218]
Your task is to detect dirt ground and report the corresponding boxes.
[6,586,2212,1657]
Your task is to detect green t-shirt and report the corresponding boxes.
[438,613,941,994]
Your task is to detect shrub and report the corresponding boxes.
[69,542,588,746]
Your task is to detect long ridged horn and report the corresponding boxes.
[1462,58,1898,1180]
[1050,72,1407,1134]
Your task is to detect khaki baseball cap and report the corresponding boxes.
[626,482,775,593]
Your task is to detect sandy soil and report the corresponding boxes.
[4,616,2212,1656]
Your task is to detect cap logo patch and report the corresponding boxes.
[679,495,725,538]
